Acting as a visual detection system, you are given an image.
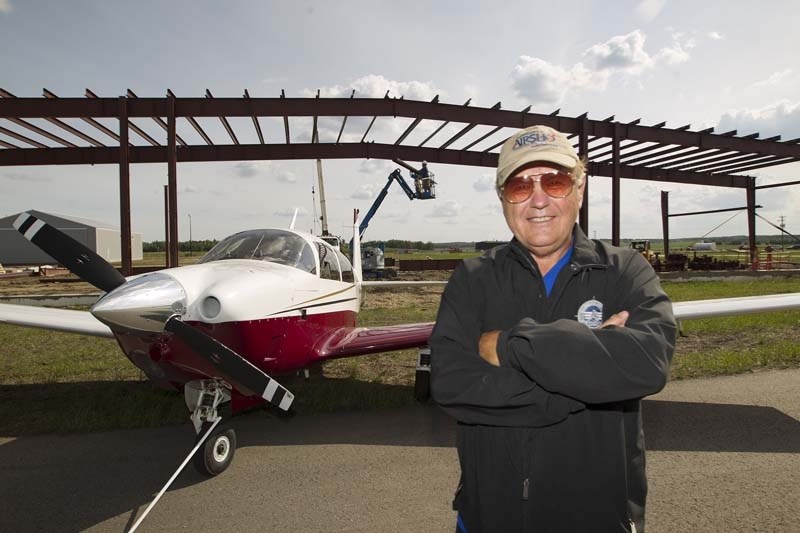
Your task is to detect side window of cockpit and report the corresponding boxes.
[297,243,317,274]
[335,248,354,282]
[317,242,341,281]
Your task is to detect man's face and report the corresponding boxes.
[500,162,584,262]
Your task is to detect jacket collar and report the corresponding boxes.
[508,224,605,274]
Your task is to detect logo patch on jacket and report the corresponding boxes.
[577,299,603,329]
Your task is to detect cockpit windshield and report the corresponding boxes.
[199,229,317,274]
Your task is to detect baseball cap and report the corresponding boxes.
[496,125,579,188]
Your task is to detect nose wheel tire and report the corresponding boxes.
[194,423,237,476]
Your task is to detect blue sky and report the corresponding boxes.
[2,0,799,243]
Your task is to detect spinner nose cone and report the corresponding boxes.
[91,273,187,333]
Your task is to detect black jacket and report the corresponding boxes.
[430,226,675,533]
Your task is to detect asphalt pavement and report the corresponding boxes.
[1,368,798,532]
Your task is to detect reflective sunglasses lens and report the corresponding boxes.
[541,172,573,197]
[503,178,532,203]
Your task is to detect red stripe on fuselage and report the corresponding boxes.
[114,310,357,389]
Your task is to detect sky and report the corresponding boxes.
[1,0,800,244]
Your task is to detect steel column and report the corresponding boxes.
[168,95,179,267]
[661,191,669,259]
[746,181,757,270]
[164,185,170,267]
[118,97,132,276]
[611,122,621,246]
[579,117,589,233]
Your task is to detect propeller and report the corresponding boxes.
[13,212,127,293]
[165,316,295,412]
[13,211,295,411]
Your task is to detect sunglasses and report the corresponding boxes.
[499,171,575,203]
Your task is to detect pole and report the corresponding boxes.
[661,191,670,259]
[164,184,170,268]
[316,159,329,236]
[188,213,192,257]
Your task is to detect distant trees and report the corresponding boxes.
[364,239,435,250]
[143,240,218,253]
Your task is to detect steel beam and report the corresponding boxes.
[244,89,264,144]
[611,122,620,246]
[0,141,754,188]
[579,116,589,233]
[3,96,800,159]
[206,89,239,144]
[168,95,179,267]
[118,97,132,276]
[128,89,186,146]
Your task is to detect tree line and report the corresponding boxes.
[364,239,436,250]
[143,240,218,253]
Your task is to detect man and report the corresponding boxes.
[430,125,675,532]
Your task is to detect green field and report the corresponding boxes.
[1,277,799,435]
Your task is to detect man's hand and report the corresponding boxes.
[478,330,502,366]
[600,310,629,329]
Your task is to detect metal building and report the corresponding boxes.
[0,209,143,265]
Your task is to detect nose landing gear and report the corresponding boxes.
[185,379,236,476]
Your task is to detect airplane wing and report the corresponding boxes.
[361,281,447,287]
[2,292,799,345]
[314,322,434,360]
[672,292,800,320]
[0,303,114,338]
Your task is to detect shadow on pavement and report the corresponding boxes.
[0,394,797,531]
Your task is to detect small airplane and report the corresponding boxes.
[2,210,800,480]
[0,210,439,477]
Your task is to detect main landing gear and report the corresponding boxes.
[185,379,236,476]
[414,347,431,402]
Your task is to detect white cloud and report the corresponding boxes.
[636,0,667,21]
[473,174,496,192]
[0,0,12,14]
[708,31,724,40]
[511,56,599,104]
[752,69,795,88]
[511,30,695,104]
[584,30,654,73]
[307,74,440,101]
[181,185,201,193]
[717,99,800,139]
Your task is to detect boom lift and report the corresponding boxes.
[358,164,436,240]
[355,164,436,279]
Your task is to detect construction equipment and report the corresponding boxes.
[361,242,397,279]
[357,166,436,240]
[629,240,658,264]
[354,165,436,278]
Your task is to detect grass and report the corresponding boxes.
[0,277,799,435]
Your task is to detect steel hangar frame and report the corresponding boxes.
[1,88,799,274]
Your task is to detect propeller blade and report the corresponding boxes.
[165,317,295,411]
[13,212,127,293]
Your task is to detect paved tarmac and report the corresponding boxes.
[1,369,798,533]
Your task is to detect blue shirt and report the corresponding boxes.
[542,245,574,297]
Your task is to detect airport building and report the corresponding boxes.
[0,210,143,265]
